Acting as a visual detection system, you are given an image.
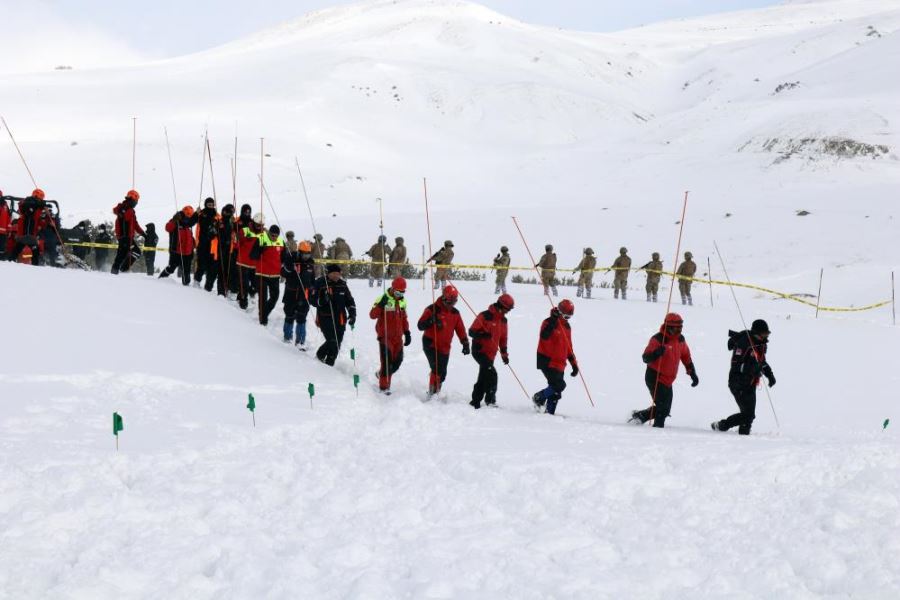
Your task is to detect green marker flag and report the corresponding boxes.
[350,348,356,361]
[308,383,315,398]
[113,412,124,436]
[884,419,890,430]
[353,374,360,388]
[247,393,256,427]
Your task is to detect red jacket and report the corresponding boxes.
[165,218,195,256]
[237,219,261,268]
[0,201,10,234]
[370,292,410,346]
[469,304,508,362]
[254,234,284,277]
[417,300,468,355]
[536,314,576,372]
[642,328,694,386]
[114,200,144,239]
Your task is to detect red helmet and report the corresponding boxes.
[32,188,45,200]
[558,299,575,316]
[442,284,459,303]
[497,293,514,311]
[126,189,140,201]
[664,313,684,328]
[392,276,407,292]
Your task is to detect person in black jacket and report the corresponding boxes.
[215,204,238,296]
[94,224,112,271]
[194,197,218,290]
[143,223,159,276]
[712,319,776,435]
[313,264,356,366]
[282,238,317,347]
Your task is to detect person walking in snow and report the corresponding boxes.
[235,205,262,309]
[366,234,391,287]
[574,248,597,299]
[388,236,407,279]
[142,223,159,276]
[282,239,316,347]
[215,204,238,296]
[193,197,219,291]
[370,276,411,393]
[313,264,356,366]
[629,313,699,428]
[537,244,558,297]
[532,299,578,415]
[493,246,511,294]
[111,189,144,274]
[640,252,663,303]
[253,224,284,326]
[676,251,697,306]
[417,284,469,396]
[468,294,514,409]
[427,240,454,289]
[158,206,198,285]
[711,319,775,435]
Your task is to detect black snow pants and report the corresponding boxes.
[634,368,673,428]
[257,276,280,325]
[471,352,498,407]
[719,382,757,435]
[316,316,346,366]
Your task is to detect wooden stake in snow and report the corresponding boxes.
[815,268,824,319]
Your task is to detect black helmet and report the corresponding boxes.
[751,319,770,335]
[500,246,509,253]
[545,244,553,252]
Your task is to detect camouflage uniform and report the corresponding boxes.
[332,237,353,262]
[642,252,663,302]
[429,240,454,289]
[537,245,558,297]
[611,247,631,300]
[312,233,327,278]
[677,252,697,306]
[389,237,407,278]
[493,246,511,294]
[366,235,392,287]
[574,248,597,299]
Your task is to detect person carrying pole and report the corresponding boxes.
[252,224,284,326]
[313,264,356,366]
[532,299,578,415]
[468,293,514,409]
[282,239,316,347]
[111,189,144,274]
[370,276,411,393]
[417,284,469,395]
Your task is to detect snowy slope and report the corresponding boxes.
[1,262,899,598]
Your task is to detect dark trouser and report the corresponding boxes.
[316,316,346,366]
[11,239,40,265]
[283,287,311,343]
[633,368,673,427]
[718,382,757,435]
[0,233,7,260]
[160,252,193,285]
[217,249,238,296]
[536,367,566,414]
[257,276,280,325]
[194,245,218,291]
[145,252,156,275]
[95,251,108,271]
[377,340,404,390]
[471,352,498,407]
[112,237,134,272]
[237,265,256,308]
[424,343,450,394]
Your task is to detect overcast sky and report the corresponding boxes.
[8,0,783,59]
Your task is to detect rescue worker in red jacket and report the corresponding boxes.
[253,224,284,326]
[282,239,317,346]
[629,313,699,428]
[532,299,578,415]
[417,284,469,396]
[235,204,262,309]
[10,189,47,265]
[370,277,412,393]
[712,319,775,435]
[0,192,11,260]
[111,189,144,274]
[468,293,514,409]
[159,206,198,285]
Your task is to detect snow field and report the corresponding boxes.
[1,262,898,598]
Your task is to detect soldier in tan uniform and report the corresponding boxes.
[312,233,327,278]
[536,244,558,297]
[676,251,697,306]
[331,237,353,262]
[574,248,597,299]
[389,236,407,278]
[427,240,454,289]
[493,246,511,294]
[366,234,392,287]
[611,246,632,300]
[641,252,663,303]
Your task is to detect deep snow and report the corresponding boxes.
[1,262,898,598]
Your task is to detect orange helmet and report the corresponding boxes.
[126,189,140,201]
[298,241,312,253]
[32,188,45,200]
[182,205,195,217]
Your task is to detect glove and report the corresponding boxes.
[690,371,699,387]
[570,364,579,377]
[650,346,666,360]
[766,373,776,387]
[404,331,411,347]
[501,352,509,365]
[378,295,389,308]
[462,343,470,356]
[434,319,443,330]
[348,315,356,328]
